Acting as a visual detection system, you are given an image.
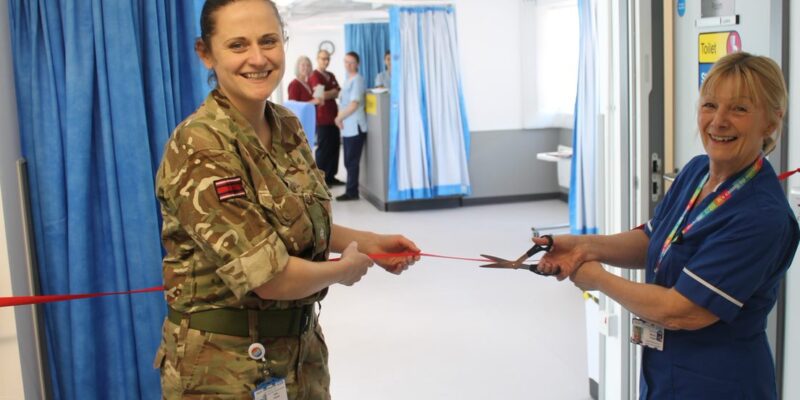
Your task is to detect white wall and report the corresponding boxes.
[0,1,43,399]
[282,0,529,132]
[455,0,523,131]
[782,1,800,397]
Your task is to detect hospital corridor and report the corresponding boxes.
[1,0,800,399]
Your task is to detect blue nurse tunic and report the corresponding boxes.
[641,155,799,399]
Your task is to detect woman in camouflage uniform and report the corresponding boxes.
[153,1,420,398]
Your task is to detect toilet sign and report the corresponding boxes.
[698,31,741,87]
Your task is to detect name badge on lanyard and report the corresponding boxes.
[249,343,289,400]
[655,155,764,273]
[253,378,289,400]
[631,317,665,351]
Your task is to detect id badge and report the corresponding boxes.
[630,317,664,351]
[252,377,289,400]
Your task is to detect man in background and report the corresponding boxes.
[309,49,344,186]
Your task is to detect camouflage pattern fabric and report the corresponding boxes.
[155,317,330,400]
[154,90,333,398]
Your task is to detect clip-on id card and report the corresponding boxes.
[631,317,664,351]
[253,377,288,400]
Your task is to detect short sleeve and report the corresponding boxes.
[644,182,677,238]
[354,76,366,102]
[287,80,301,101]
[674,213,794,322]
[159,148,289,300]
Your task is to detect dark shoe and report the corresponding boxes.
[326,178,345,187]
[336,193,359,201]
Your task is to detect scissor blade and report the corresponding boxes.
[479,254,519,269]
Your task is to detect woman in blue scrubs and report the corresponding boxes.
[537,52,799,399]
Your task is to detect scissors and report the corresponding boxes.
[480,235,560,276]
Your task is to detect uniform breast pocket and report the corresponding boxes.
[258,190,314,253]
[258,191,304,225]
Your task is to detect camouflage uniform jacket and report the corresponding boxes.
[156,90,332,313]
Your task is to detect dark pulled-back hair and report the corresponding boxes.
[199,0,286,49]
[345,51,360,64]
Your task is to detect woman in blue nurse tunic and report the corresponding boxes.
[536,52,799,399]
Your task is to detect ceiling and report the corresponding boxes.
[278,0,449,31]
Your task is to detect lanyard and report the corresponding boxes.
[655,156,764,272]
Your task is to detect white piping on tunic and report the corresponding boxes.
[682,267,744,308]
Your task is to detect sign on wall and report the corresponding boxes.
[698,31,742,87]
[365,93,377,115]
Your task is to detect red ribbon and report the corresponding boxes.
[778,168,800,181]
[5,166,798,309]
[0,286,163,308]
[0,252,493,308]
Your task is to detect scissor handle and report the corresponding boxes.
[528,263,560,276]
[526,235,555,275]
[524,234,553,258]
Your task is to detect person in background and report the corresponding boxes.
[374,50,391,89]
[309,49,343,187]
[153,1,420,398]
[334,51,367,201]
[287,55,320,105]
[536,52,799,399]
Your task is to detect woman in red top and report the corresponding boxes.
[287,55,320,104]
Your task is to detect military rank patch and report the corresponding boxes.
[214,177,246,201]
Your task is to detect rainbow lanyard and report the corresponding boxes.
[655,156,764,272]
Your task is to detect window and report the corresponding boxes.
[523,0,579,128]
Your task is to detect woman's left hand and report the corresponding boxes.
[367,234,421,274]
[334,116,344,129]
[569,261,605,291]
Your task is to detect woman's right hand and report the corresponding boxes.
[337,241,373,286]
[534,235,587,281]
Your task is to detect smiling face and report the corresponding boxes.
[697,75,775,175]
[298,58,312,80]
[196,0,285,110]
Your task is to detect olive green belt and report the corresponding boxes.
[168,305,313,338]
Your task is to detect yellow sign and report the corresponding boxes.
[698,33,728,63]
[365,93,377,115]
[698,31,741,63]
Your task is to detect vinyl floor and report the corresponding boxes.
[321,181,591,400]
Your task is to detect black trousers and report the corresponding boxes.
[342,129,366,196]
[315,124,340,182]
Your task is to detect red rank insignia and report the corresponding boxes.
[214,177,246,201]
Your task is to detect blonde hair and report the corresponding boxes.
[294,55,312,79]
[700,52,787,154]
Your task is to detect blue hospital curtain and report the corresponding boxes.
[344,22,389,89]
[388,6,471,201]
[570,0,599,234]
[8,1,206,399]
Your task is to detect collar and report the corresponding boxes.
[207,89,288,149]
